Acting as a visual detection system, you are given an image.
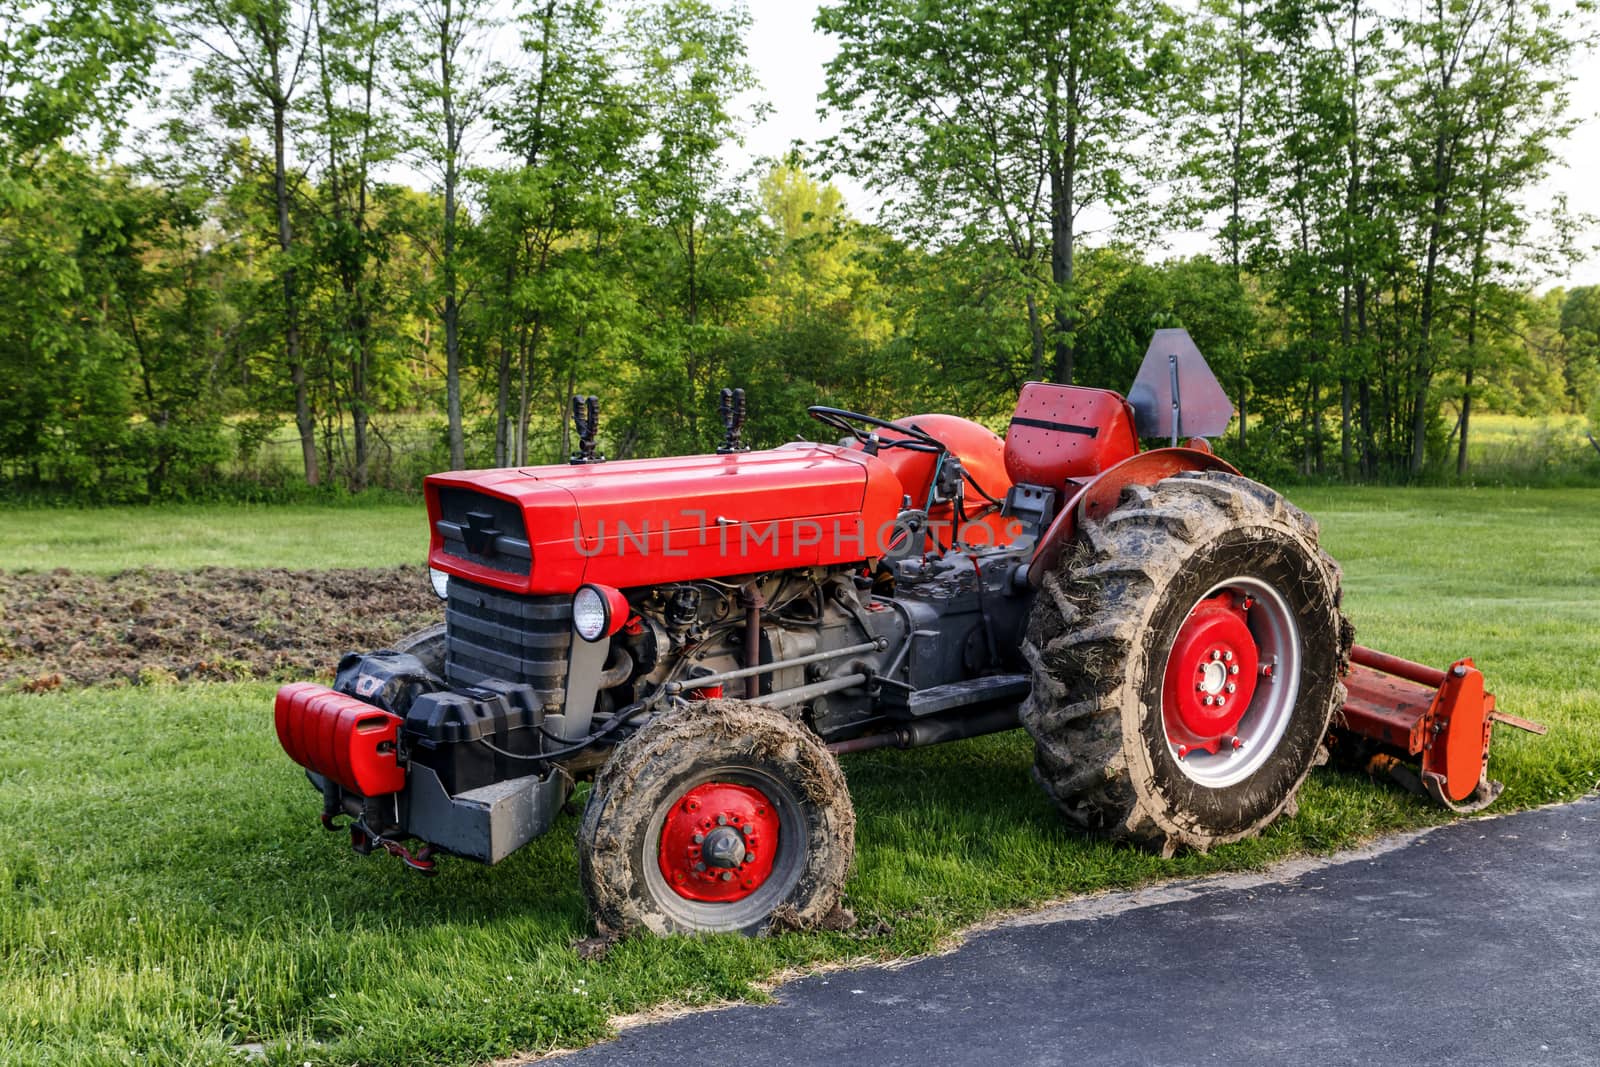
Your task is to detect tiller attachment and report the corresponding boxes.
[1336,646,1544,813]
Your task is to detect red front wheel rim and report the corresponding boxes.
[657,781,782,903]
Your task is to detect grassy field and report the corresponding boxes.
[0,503,425,574]
[1,487,1597,1065]
[1458,413,1598,482]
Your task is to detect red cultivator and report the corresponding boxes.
[1338,647,1543,812]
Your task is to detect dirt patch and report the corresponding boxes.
[0,566,442,691]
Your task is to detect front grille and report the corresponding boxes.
[435,487,532,575]
[445,578,571,703]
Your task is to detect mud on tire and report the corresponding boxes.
[1020,471,1353,855]
[578,699,855,936]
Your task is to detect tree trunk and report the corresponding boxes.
[1358,377,1374,478]
[495,332,512,467]
[1340,377,1352,478]
[272,96,317,487]
[1025,291,1045,380]
[1045,46,1077,384]
[1358,277,1373,476]
[442,0,465,471]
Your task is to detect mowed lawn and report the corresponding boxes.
[1,487,1597,1066]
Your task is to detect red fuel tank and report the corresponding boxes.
[425,443,907,595]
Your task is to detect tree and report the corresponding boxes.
[618,0,764,452]
[178,0,320,483]
[817,0,1182,383]
[395,0,502,471]
[0,0,162,167]
[1176,0,1281,448]
[305,0,399,490]
[480,0,642,465]
[1448,0,1585,474]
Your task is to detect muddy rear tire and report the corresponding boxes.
[577,699,854,936]
[1020,471,1352,855]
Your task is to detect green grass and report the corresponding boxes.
[0,503,426,573]
[1457,413,1599,483]
[2,487,1598,1065]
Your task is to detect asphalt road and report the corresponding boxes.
[559,796,1600,1066]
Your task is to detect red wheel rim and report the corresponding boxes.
[657,782,781,903]
[1162,591,1260,756]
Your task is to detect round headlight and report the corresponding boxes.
[573,585,609,641]
[428,567,450,600]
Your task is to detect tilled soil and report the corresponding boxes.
[0,566,442,692]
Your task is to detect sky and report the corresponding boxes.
[735,2,1600,291]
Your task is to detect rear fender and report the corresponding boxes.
[1024,447,1239,586]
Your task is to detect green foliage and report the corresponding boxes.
[0,0,163,164]
[816,0,1185,383]
[0,0,1595,502]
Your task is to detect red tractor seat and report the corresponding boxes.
[1003,383,1140,489]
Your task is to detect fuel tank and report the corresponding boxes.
[426,443,907,595]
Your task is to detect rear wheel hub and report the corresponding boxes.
[657,782,780,903]
[1164,591,1260,754]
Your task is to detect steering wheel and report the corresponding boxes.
[807,406,946,454]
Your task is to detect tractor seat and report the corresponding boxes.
[1003,383,1140,490]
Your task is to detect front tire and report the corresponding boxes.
[577,700,855,936]
[391,622,445,676]
[1020,471,1352,854]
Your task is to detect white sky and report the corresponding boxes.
[736,2,1600,290]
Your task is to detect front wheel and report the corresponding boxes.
[577,700,855,936]
[1020,471,1352,854]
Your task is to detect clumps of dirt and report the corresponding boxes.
[0,566,442,692]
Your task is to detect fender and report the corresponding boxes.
[1025,447,1239,586]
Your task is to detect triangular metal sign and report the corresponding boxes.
[1127,328,1235,443]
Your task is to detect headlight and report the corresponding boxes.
[573,585,609,641]
[429,567,450,600]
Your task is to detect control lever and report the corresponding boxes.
[717,387,749,454]
[570,394,603,464]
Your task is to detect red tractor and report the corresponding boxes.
[275,330,1533,936]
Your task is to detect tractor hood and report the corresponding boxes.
[425,443,906,595]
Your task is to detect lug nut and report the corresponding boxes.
[1223,650,1234,661]
[1230,665,1240,675]
[692,833,704,844]
[1211,650,1222,661]
[717,814,728,826]
[694,862,706,872]
[1203,695,1215,706]
[1216,696,1226,707]
[721,871,734,882]
[1231,736,1244,749]
[1226,683,1236,693]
